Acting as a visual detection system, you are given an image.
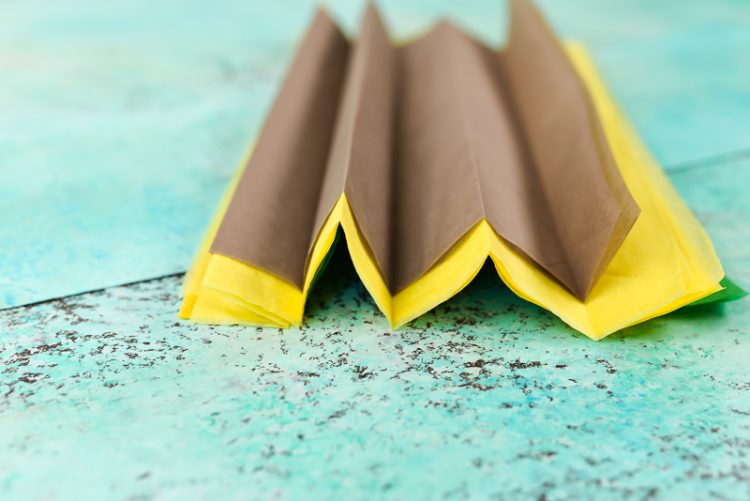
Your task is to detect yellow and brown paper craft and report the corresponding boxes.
[180,0,732,339]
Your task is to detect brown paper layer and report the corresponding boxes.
[391,22,500,292]
[498,0,640,298]
[312,4,397,280]
[210,10,349,286]
[211,1,640,300]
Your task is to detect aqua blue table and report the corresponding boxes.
[1,1,749,499]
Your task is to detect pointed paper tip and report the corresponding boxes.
[309,5,347,40]
[511,0,532,13]
[507,0,547,41]
[311,4,346,35]
[414,18,462,43]
[434,18,458,32]
[312,5,335,24]
[364,0,380,16]
[362,1,389,31]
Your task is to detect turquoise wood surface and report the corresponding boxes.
[1,1,749,499]
[2,0,749,308]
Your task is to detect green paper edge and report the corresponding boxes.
[689,276,748,307]
[307,234,745,313]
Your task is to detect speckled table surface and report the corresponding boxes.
[2,1,749,499]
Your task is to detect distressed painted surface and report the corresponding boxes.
[1,1,749,497]
[1,155,750,499]
[2,268,749,500]
[2,0,749,308]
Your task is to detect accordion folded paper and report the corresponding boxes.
[180,0,731,339]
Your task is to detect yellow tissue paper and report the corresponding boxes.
[180,44,724,340]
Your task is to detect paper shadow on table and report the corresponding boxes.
[304,237,744,342]
[303,239,557,332]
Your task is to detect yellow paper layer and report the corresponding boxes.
[179,43,724,340]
